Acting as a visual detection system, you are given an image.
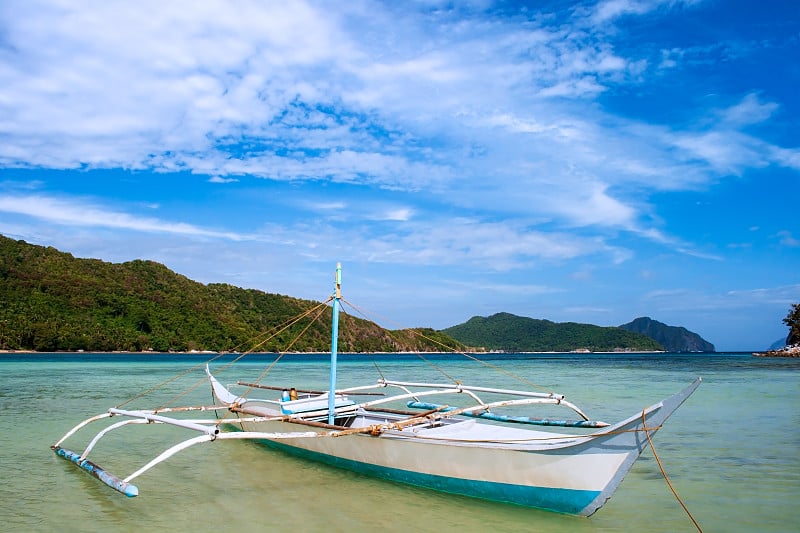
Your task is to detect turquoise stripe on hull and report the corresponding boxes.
[257,438,600,515]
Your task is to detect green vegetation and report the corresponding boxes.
[3,235,719,355]
[443,312,664,352]
[0,236,464,353]
[784,303,800,345]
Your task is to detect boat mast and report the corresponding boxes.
[328,262,342,425]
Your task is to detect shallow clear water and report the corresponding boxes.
[1,352,797,532]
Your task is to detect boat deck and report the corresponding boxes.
[232,400,583,449]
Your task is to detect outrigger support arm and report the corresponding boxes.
[80,418,150,460]
[108,408,221,436]
[124,430,322,483]
[52,412,113,449]
[52,406,328,497]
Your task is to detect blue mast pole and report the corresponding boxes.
[328,262,342,425]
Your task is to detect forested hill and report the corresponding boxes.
[619,317,715,352]
[442,312,664,352]
[0,235,463,353]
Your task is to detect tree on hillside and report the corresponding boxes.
[784,303,800,346]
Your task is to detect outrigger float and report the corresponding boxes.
[53,263,701,516]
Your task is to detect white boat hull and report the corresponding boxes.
[220,378,700,516]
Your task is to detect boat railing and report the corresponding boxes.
[379,379,567,401]
[335,379,592,422]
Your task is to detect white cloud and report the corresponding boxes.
[720,93,779,126]
[777,231,800,248]
[770,146,800,170]
[208,176,239,184]
[377,208,414,222]
[592,0,652,24]
[0,0,795,262]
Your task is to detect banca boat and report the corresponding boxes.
[53,263,701,516]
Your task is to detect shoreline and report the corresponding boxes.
[1,349,753,355]
[752,344,800,358]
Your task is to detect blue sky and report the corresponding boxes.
[1,0,798,351]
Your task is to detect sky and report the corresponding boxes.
[1,0,798,351]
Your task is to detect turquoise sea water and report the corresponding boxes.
[1,352,798,532]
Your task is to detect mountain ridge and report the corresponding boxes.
[0,235,462,353]
[618,316,715,352]
[1,235,712,353]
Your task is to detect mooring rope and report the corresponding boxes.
[641,409,703,532]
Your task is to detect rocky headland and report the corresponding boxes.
[753,344,800,357]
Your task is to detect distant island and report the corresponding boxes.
[1,234,713,354]
[442,312,664,353]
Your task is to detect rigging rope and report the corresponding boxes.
[116,355,228,409]
[341,297,554,394]
[207,299,333,422]
[339,298,459,384]
[117,299,333,410]
[235,302,330,400]
[122,287,562,413]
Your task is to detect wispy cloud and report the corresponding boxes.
[0,195,246,240]
[590,0,705,25]
[725,285,800,306]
